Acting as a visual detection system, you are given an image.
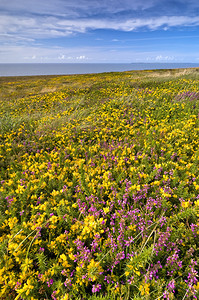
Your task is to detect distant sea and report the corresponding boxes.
[0,63,199,77]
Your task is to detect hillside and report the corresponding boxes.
[0,68,199,299]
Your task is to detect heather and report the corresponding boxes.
[0,68,199,299]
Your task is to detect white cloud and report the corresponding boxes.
[2,1,199,20]
[76,55,87,60]
[56,16,199,33]
[58,54,65,60]
[155,55,163,61]
[155,55,175,61]
[1,14,199,44]
[120,16,199,31]
[0,1,160,18]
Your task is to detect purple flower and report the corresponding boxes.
[167,279,175,293]
[5,195,14,207]
[185,259,198,298]
[163,280,175,299]
[127,276,134,284]
[14,282,21,290]
[62,185,67,192]
[64,278,72,287]
[51,291,57,300]
[163,290,170,299]
[47,279,53,287]
[190,223,198,237]
[38,274,43,280]
[92,284,102,293]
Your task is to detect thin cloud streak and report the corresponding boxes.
[1,15,199,41]
[1,0,199,17]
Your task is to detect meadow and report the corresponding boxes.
[0,68,199,300]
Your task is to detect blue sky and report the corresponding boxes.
[1,0,199,63]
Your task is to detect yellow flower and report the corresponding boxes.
[51,190,60,197]
[195,199,199,207]
[7,217,18,230]
[50,215,58,224]
[16,278,34,296]
[87,259,103,281]
[194,281,199,290]
[69,253,75,260]
[182,201,189,208]
[103,207,109,214]
[61,294,69,300]
[59,254,71,268]
[128,224,136,231]
[139,282,150,296]
[125,271,130,276]
[16,184,25,194]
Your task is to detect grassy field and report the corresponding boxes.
[0,68,199,299]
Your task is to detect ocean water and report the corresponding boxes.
[0,63,199,77]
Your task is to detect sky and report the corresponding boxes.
[1,0,199,63]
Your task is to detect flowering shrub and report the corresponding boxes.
[0,69,199,299]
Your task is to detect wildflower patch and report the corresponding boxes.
[0,69,199,299]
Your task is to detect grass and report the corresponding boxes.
[0,68,199,299]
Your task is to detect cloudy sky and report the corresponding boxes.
[1,0,199,63]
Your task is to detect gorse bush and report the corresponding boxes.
[0,69,199,299]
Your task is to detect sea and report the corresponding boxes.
[0,63,199,77]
